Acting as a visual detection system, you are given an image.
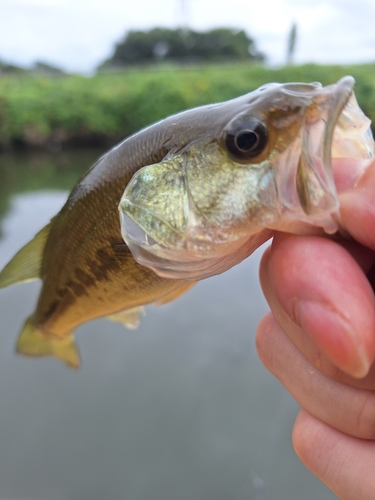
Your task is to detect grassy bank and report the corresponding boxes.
[0,62,374,150]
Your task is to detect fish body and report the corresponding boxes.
[0,76,373,368]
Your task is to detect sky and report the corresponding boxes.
[1,0,375,73]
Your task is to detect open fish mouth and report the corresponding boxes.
[305,76,356,214]
[247,75,374,237]
[272,76,374,234]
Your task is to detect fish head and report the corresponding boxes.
[119,76,374,280]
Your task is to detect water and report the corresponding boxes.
[0,150,338,500]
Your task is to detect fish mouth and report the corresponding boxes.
[281,76,373,234]
[297,77,354,222]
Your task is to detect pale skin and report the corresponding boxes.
[256,158,375,500]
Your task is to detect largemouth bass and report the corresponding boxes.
[0,76,373,368]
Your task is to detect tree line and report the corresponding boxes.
[99,28,265,70]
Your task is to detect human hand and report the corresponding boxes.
[256,158,375,499]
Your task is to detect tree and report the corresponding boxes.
[99,27,265,69]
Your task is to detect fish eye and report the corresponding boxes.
[225,119,268,161]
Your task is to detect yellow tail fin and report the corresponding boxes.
[16,318,81,369]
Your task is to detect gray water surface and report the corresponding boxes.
[0,152,338,500]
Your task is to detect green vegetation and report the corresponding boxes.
[100,28,264,69]
[0,62,374,150]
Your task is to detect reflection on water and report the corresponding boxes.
[0,149,104,234]
[0,151,337,500]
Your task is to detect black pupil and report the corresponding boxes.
[235,130,259,152]
[224,119,268,161]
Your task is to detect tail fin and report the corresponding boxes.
[16,318,81,369]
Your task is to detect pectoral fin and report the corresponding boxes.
[0,223,51,289]
[16,317,81,369]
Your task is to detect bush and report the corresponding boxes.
[0,62,374,150]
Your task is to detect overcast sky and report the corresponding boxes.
[1,0,374,73]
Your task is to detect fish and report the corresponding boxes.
[0,76,373,368]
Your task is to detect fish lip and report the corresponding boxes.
[322,76,355,175]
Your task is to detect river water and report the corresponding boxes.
[0,150,337,500]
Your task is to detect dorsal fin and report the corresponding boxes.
[0,222,51,289]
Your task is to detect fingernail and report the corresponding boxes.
[296,300,371,378]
